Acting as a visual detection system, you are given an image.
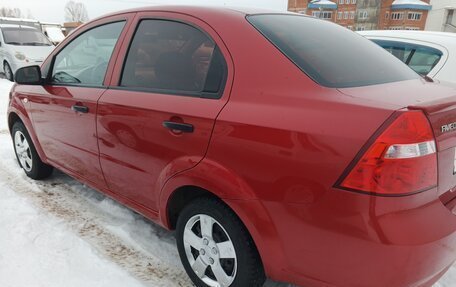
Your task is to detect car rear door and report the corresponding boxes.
[28,15,133,187]
[97,12,233,210]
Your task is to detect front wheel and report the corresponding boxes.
[176,197,266,287]
[12,121,53,179]
[4,61,14,81]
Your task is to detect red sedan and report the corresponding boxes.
[7,6,456,287]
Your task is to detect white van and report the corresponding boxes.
[0,24,54,81]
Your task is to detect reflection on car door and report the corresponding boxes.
[29,20,127,187]
[97,16,230,211]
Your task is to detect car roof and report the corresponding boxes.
[92,5,290,22]
[358,30,456,48]
[0,24,38,29]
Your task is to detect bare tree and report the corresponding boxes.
[0,7,24,18]
[64,1,89,23]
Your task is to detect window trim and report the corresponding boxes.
[117,18,228,100]
[46,20,127,89]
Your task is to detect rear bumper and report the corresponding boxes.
[261,188,456,287]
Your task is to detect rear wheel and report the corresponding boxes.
[12,121,53,179]
[176,197,265,287]
[4,61,13,82]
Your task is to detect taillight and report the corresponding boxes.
[338,111,437,196]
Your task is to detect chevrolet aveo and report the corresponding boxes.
[7,6,456,287]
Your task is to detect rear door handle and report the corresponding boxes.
[162,121,194,133]
[71,105,89,113]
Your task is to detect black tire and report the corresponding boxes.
[4,61,14,82]
[12,121,53,180]
[176,197,266,287]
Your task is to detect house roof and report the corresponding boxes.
[391,0,432,11]
[308,0,338,10]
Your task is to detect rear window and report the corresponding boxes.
[247,14,420,88]
[372,40,443,76]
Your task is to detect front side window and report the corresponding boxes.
[248,14,419,88]
[51,21,125,86]
[2,27,52,46]
[120,20,226,97]
[373,40,443,75]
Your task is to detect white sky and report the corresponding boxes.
[1,0,288,23]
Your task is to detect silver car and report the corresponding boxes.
[359,30,456,84]
[0,24,54,81]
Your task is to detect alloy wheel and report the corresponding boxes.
[14,131,33,172]
[183,214,237,287]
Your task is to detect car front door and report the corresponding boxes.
[97,13,232,211]
[28,15,132,187]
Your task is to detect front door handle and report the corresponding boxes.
[162,121,194,133]
[71,105,89,113]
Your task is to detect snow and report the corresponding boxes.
[309,0,338,7]
[0,77,292,286]
[44,26,65,43]
[391,0,431,7]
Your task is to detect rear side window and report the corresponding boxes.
[372,40,443,76]
[121,20,226,98]
[248,14,419,88]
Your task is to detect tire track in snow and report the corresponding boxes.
[0,158,192,287]
[0,133,294,287]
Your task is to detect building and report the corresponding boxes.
[63,22,83,36]
[425,0,456,32]
[288,0,431,31]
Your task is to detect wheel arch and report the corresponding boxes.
[159,159,288,280]
[8,110,48,164]
[8,112,22,132]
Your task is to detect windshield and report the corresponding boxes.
[44,26,65,43]
[2,27,52,46]
[248,14,420,88]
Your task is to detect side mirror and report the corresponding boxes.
[15,66,42,85]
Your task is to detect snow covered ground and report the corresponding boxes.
[0,77,455,287]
